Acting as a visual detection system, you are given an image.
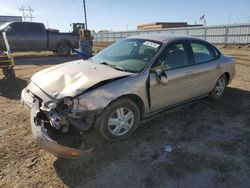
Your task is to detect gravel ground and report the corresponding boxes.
[0,44,249,188]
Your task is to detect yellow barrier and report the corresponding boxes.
[0,51,15,79]
[0,52,14,68]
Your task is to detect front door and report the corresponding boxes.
[5,22,28,51]
[150,41,193,111]
[26,23,47,51]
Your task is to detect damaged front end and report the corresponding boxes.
[42,97,96,133]
[20,58,140,158]
[21,82,97,159]
[31,100,93,159]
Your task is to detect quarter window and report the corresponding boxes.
[26,23,45,34]
[210,44,220,58]
[190,42,215,64]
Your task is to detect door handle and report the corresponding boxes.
[216,64,221,69]
[184,71,193,77]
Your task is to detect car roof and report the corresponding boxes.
[127,34,203,43]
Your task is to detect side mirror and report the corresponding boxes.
[150,66,168,85]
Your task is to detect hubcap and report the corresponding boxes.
[108,107,134,136]
[214,77,226,96]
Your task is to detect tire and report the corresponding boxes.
[56,43,70,56]
[209,74,227,100]
[2,67,16,80]
[95,98,140,141]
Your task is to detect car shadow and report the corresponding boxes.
[0,77,27,100]
[53,87,250,187]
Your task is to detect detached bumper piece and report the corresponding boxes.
[29,99,93,159]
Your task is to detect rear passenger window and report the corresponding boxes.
[26,23,45,34]
[190,42,215,64]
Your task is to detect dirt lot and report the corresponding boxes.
[0,44,250,188]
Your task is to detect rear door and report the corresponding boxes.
[5,22,28,51]
[26,23,47,51]
[149,41,193,111]
[187,40,221,98]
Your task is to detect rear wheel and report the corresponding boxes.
[95,98,140,140]
[209,74,227,100]
[56,43,71,56]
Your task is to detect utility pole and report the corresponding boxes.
[228,13,231,25]
[19,6,34,22]
[83,0,88,29]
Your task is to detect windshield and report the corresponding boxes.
[0,22,11,31]
[91,39,162,73]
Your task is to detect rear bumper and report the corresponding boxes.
[22,88,93,159]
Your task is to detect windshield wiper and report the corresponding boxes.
[113,66,129,72]
[99,61,110,65]
[99,61,116,68]
[99,62,119,69]
[99,62,131,72]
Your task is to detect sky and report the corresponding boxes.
[0,0,249,32]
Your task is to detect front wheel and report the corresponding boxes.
[56,43,70,56]
[96,98,140,140]
[209,74,227,100]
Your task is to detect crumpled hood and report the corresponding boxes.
[31,59,133,98]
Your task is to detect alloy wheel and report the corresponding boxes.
[214,77,226,97]
[108,107,134,136]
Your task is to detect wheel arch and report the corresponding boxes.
[224,72,230,85]
[56,39,72,49]
[113,94,145,117]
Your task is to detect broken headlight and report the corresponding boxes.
[52,97,73,115]
[71,98,90,116]
[63,97,73,107]
[60,97,73,112]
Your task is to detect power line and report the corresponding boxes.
[19,6,34,22]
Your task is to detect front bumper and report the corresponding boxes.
[21,88,93,159]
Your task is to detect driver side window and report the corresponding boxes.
[154,42,189,69]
